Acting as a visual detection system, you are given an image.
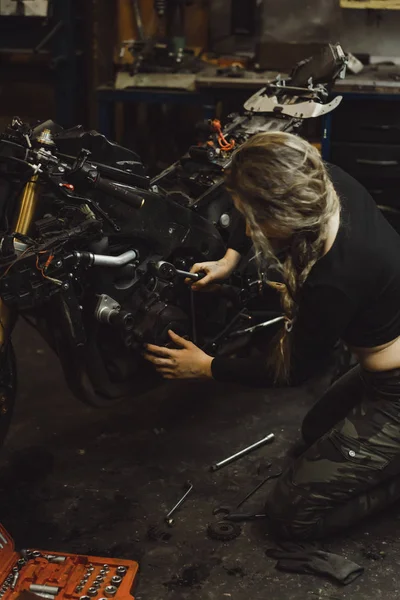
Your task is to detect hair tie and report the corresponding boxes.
[285,318,293,333]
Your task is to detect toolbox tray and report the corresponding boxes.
[0,525,139,600]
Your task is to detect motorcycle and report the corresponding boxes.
[0,44,347,443]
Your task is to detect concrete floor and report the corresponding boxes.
[1,322,400,600]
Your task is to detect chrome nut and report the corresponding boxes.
[116,567,127,577]
[111,576,122,587]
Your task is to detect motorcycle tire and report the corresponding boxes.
[0,343,16,447]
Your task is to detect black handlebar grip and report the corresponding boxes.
[96,177,145,210]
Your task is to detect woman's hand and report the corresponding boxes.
[143,330,214,380]
[189,249,241,291]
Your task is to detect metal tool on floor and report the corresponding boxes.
[164,480,193,526]
[236,467,283,509]
[210,434,275,472]
[225,513,267,522]
[213,466,283,518]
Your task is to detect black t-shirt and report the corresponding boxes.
[212,164,400,386]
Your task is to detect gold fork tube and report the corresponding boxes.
[14,175,40,235]
[0,176,40,347]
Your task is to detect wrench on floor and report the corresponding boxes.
[164,481,193,527]
[213,466,283,517]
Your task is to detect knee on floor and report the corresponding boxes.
[265,493,317,541]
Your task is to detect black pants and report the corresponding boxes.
[265,366,400,540]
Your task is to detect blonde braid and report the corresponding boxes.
[225,132,340,383]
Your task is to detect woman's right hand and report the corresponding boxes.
[189,256,237,291]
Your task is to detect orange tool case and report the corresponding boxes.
[0,526,139,600]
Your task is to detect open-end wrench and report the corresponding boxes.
[164,481,193,527]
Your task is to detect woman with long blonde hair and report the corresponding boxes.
[144,131,400,539]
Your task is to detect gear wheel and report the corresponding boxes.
[207,521,242,541]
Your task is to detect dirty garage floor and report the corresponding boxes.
[1,322,400,600]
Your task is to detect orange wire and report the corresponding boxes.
[36,252,62,285]
[211,119,236,151]
[44,254,54,269]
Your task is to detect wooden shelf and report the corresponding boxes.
[341,0,400,8]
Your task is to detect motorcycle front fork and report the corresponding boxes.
[0,176,40,348]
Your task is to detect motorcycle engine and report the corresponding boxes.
[95,260,191,350]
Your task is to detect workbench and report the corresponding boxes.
[96,68,280,141]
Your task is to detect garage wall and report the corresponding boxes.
[262,0,400,56]
[211,0,400,57]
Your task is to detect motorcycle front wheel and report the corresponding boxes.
[0,343,16,446]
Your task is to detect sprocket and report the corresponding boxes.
[207,521,242,542]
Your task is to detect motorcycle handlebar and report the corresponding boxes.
[10,145,146,210]
[95,177,145,210]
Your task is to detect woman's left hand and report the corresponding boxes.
[143,330,214,380]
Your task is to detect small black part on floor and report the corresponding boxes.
[1,321,400,599]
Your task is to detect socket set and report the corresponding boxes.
[0,526,139,600]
